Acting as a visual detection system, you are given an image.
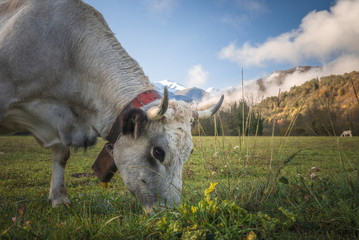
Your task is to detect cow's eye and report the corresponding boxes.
[152,147,165,162]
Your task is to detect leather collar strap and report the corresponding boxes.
[106,90,161,144]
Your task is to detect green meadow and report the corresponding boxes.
[0,136,358,239]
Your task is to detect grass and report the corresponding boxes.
[0,135,358,239]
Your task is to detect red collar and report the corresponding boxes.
[106,90,161,143]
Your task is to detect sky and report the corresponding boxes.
[83,0,359,91]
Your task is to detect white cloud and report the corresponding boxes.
[187,64,209,87]
[219,0,359,68]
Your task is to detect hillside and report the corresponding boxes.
[195,71,359,136]
[256,71,359,136]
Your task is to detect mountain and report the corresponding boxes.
[152,66,323,105]
[153,80,186,92]
[152,80,208,102]
[256,71,359,136]
[175,87,209,102]
[256,66,321,93]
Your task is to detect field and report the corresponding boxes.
[0,136,358,239]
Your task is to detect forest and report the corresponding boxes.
[194,71,359,136]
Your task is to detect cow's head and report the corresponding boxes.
[113,89,223,212]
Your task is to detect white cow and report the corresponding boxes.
[0,0,223,212]
[340,130,352,137]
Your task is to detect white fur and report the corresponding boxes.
[340,130,352,137]
[114,101,194,212]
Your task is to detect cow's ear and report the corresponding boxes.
[122,109,149,139]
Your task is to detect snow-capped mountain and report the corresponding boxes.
[151,66,322,105]
[152,80,208,102]
[175,87,209,102]
[153,80,186,92]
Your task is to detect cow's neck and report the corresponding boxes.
[72,29,154,139]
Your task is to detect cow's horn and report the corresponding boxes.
[193,95,224,120]
[147,87,169,121]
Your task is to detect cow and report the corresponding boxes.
[0,0,223,212]
[340,130,352,137]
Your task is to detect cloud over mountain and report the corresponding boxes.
[187,64,209,88]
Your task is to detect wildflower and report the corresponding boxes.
[157,217,168,228]
[247,231,257,240]
[180,204,188,214]
[191,224,198,230]
[191,206,198,213]
[205,182,218,204]
[205,182,218,196]
[209,201,219,213]
[198,201,205,209]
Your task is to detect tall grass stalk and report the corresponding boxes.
[214,115,217,152]
[269,89,281,169]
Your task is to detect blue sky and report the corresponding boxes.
[83,0,359,90]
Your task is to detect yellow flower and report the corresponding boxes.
[191,206,198,213]
[157,217,167,228]
[204,182,218,197]
[247,231,257,240]
[205,182,218,204]
[181,204,188,214]
[191,224,198,230]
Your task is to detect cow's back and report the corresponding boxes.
[0,0,95,134]
[0,0,94,121]
[0,0,151,145]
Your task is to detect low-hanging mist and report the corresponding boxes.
[198,57,359,109]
